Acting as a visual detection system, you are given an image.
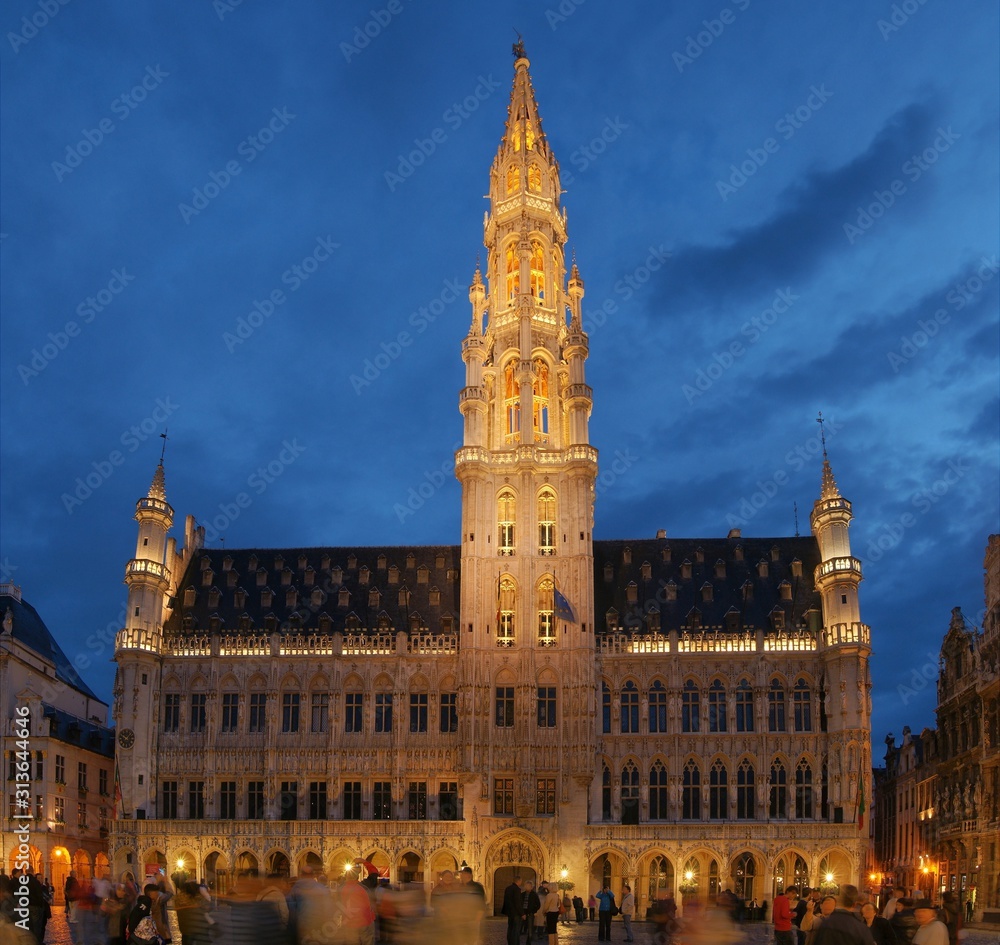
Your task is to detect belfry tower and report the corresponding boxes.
[455,44,599,837]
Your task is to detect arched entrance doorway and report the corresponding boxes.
[492,866,539,915]
[730,851,758,902]
[267,851,290,877]
[590,851,627,899]
[640,853,676,917]
[773,852,809,897]
[298,851,323,875]
[485,833,545,914]
[50,847,70,903]
[397,851,424,885]
[234,852,258,876]
[204,852,231,895]
[73,850,92,881]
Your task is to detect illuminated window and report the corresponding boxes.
[506,165,520,195]
[495,686,514,726]
[538,489,556,554]
[498,490,516,554]
[530,241,545,299]
[649,761,668,819]
[532,359,549,441]
[528,164,542,192]
[503,363,519,443]
[537,577,554,645]
[524,120,535,150]
[536,778,556,815]
[505,244,519,300]
[498,578,516,645]
[494,778,514,815]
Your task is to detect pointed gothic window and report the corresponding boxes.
[498,577,516,646]
[532,359,549,441]
[769,759,788,818]
[737,760,756,819]
[506,165,520,195]
[795,758,813,818]
[528,164,542,193]
[682,760,701,819]
[503,361,519,443]
[505,244,519,301]
[497,491,516,556]
[537,577,555,646]
[530,241,545,299]
[524,120,535,150]
[709,760,728,820]
[538,488,556,555]
[793,678,812,732]
[621,761,639,824]
[649,761,668,819]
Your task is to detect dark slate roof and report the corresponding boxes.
[1,590,102,701]
[592,535,822,634]
[43,703,115,758]
[165,546,463,636]
[168,536,821,637]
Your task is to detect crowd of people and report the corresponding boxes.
[773,883,964,945]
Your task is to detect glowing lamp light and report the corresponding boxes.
[176,859,185,869]
[344,861,354,872]
[922,867,929,875]
[561,868,568,880]
[684,871,694,882]
[825,873,834,883]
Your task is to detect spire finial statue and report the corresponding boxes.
[512,31,525,60]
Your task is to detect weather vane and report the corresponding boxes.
[816,411,827,458]
[793,501,799,537]
[512,30,525,59]
[159,428,169,463]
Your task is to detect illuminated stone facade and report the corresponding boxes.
[111,48,872,912]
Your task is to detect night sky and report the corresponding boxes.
[1,1,997,747]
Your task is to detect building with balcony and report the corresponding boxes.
[110,44,873,913]
[0,583,115,900]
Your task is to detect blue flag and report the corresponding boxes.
[554,587,576,623]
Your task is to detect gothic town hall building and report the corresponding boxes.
[111,50,872,913]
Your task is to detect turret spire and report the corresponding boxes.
[816,412,840,500]
[149,460,167,502]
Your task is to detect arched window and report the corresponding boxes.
[601,683,611,734]
[733,853,756,901]
[647,855,674,902]
[537,488,556,554]
[708,679,727,732]
[709,760,728,820]
[621,761,639,824]
[768,678,786,732]
[682,760,701,819]
[621,681,639,733]
[505,244,519,300]
[682,680,700,733]
[532,358,549,442]
[527,164,542,192]
[523,120,535,150]
[649,681,667,734]
[601,764,612,820]
[793,678,812,732]
[649,760,668,819]
[503,362,519,443]
[795,759,813,819]
[530,240,545,299]
[735,679,754,732]
[498,490,516,555]
[737,760,755,819]
[498,578,516,646]
[769,759,788,819]
[537,577,554,646]
[506,165,520,195]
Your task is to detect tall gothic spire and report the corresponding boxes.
[149,460,167,502]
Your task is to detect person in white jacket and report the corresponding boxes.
[619,885,635,943]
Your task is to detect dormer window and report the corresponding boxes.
[701,583,713,602]
[791,558,802,578]
[331,566,343,585]
[429,587,440,607]
[256,569,267,587]
[771,608,785,631]
[234,589,246,609]
[626,582,638,605]
[681,560,692,580]
[208,588,221,609]
[398,588,409,606]
[770,545,780,562]
[623,547,632,565]
[779,581,792,601]
[321,554,331,570]
[742,580,754,601]
[664,581,677,602]
[368,588,380,609]
[345,613,361,630]
[281,568,292,586]
[406,553,415,569]
[183,587,196,608]
[715,560,726,579]
[201,569,214,587]
[687,608,702,631]
[606,608,620,632]
[757,560,769,578]
[347,554,357,569]
[303,568,315,587]
[227,570,238,588]
[644,605,660,632]
[435,554,445,569]
[604,563,614,582]
[338,588,350,608]
[200,555,211,571]
[247,554,258,571]
[417,566,430,584]
[661,546,671,563]
[725,608,740,632]
[695,547,704,563]
[388,566,400,585]
[222,555,233,572]
[734,545,744,562]
[641,561,651,581]
[297,554,308,570]
[377,554,387,569]
[261,589,272,608]
[359,566,370,585]
[273,555,284,571]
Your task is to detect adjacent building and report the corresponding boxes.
[0,583,115,900]
[110,46,873,912]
